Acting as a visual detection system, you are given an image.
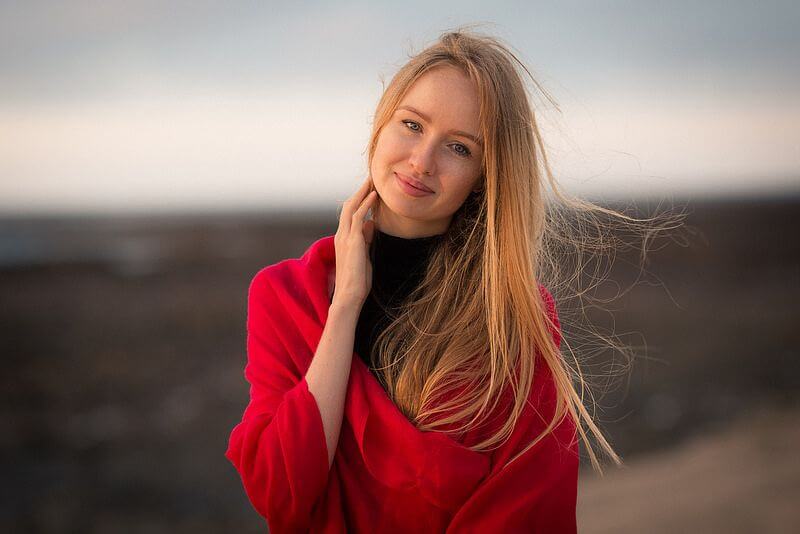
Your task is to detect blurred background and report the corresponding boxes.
[1,1,798,532]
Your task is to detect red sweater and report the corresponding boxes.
[225,235,579,533]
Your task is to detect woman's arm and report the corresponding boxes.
[308,175,378,467]
[225,270,333,533]
[306,301,361,467]
[226,177,377,532]
[224,274,368,531]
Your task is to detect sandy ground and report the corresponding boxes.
[577,404,800,533]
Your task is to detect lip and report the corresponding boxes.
[395,172,435,197]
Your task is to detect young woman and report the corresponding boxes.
[225,29,649,533]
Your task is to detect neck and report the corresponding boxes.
[374,202,450,238]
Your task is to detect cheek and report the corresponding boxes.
[441,166,482,205]
[442,160,480,187]
[376,129,412,161]
[371,134,399,184]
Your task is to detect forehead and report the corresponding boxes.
[398,65,481,133]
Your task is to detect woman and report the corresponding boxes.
[226,30,635,533]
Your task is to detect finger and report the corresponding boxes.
[352,189,377,227]
[348,176,371,199]
[354,176,373,203]
[350,190,377,234]
[340,178,373,228]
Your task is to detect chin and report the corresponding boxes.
[375,199,423,231]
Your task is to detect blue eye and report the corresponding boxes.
[451,143,471,158]
[402,119,472,158]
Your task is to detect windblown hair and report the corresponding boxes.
[365,27,685,474]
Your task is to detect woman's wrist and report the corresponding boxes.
[328,298,363,321]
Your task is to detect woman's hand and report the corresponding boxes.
[331,176,378,310]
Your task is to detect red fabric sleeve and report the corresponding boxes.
[446,286,579,533]
[224,269,331,534]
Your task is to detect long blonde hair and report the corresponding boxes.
[366,27,685,474]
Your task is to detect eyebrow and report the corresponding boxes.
[396,105,483,147]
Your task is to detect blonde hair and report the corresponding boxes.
[366,27,685,474]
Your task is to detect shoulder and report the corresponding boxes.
[248,234,336,299]
[537,284,557,318]
[536,284,561,348]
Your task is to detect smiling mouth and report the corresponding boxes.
[395,172,434,193]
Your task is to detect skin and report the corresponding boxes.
[307,176,376,467]
[307,64,485,467]
[370,64,485,238]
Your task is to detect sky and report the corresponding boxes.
[0,0,798,215]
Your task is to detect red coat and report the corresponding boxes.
[225,235,579,533]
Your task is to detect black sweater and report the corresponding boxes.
[354,229,444,384]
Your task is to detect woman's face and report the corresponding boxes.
[370,64,484,238]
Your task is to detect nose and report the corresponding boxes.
[408,138,436,176]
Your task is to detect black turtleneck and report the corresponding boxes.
[354,229,444,385]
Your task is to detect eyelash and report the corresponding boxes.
[401,120,472,158]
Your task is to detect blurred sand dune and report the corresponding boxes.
[579,404,800,533]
